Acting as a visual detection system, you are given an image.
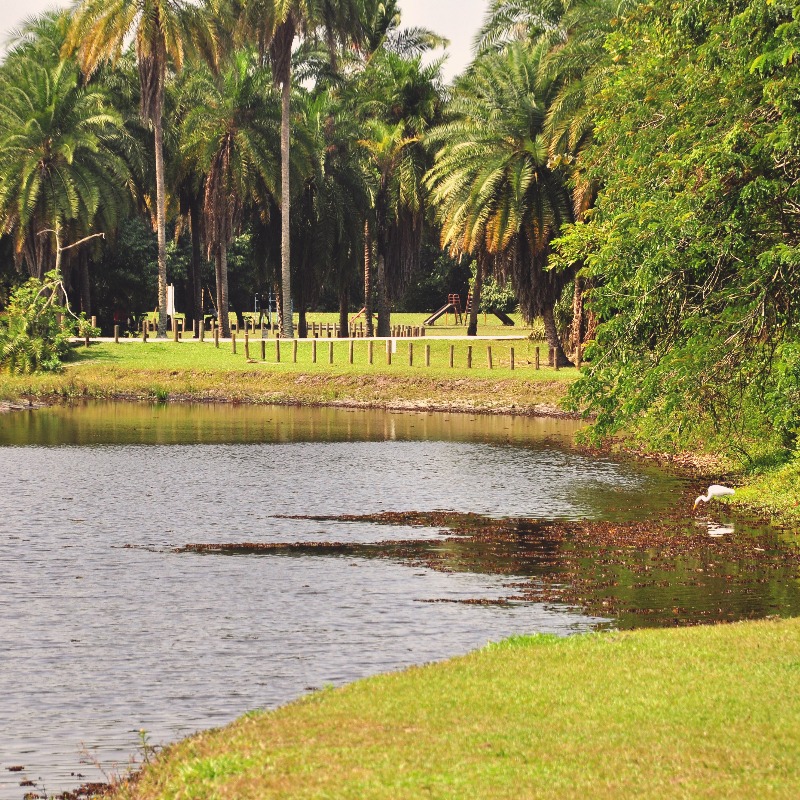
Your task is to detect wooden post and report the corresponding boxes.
[232,333,237,355]
[199,320,205,342]
[328,340,334,364]
[368,340,373,365]
[244,332,250,360]
[349,340,354,364]
[409,342,413,366]
[449,344,455,368]
[172,317,178,342]
[292,339,298,363]
[425,344,430,367]
[276,337,281,363]
[91,315,97,330]
[467,345,472,369]
[535,346,540,370]
[214,324,219,348]
[421,326,426,337]
[487,347,493,369]
[85,333,90,347]
[360,321,364,337]
[312,339,317,363]
[261,339,266,360]
[114,324,120,344]
[510,347,515,371]
[386,339,392,365]
[142,319,147,342]
[327,323,332,338]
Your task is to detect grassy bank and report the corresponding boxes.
[111,617,800,800]
[0,339,575,412]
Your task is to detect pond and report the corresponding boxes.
[1,402,798,799]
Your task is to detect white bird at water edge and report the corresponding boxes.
[694,484,735,509]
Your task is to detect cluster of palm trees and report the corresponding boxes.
[0,0,629,356]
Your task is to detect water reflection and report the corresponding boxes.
[0,403,796,800]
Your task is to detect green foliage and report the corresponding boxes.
[0,271,96,373]
[553,0,800,460]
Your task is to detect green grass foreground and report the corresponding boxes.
[113,618,800,800]
[0,338,575,412]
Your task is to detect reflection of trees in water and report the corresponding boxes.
[181,511,800,630]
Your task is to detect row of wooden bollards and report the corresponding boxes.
[223,336,574,371]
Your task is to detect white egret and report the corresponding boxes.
[693,484,735,509]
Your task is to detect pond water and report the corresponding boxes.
[1,403,798,799]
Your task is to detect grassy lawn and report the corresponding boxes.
[0,338,577,411]
[112,617,800,800]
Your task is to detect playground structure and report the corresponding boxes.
[424,293,515,327]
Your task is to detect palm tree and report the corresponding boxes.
[234,0,369,338]
[0,30,133,281]
[181,51,281,338]
[66,0,218,336]
[355,51,443,337]
[426,42,574,362]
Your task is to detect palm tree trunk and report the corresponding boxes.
[467,258,484,337]
[216,244,230,338]
[154,115,168,338]
[79,251,91,316]
[543,305,572,367]
[339,285,348,337]
[364,220,374,337]
[189,197,203,337]
[375,251,390,337]
[280,75,293,339]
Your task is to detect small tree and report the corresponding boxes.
[0,271,95,373]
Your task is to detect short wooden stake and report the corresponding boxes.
[261,339,266,360]
[487,347,493,369]
[142,320,147,342]
[328,341,334,364]
[292,339,298,363]
[244,332,250,360]
[349,340,354,364]
[425,344,430,367]
[386,340,392,365]
[449,344,455,368]
[199,320,205,342]
[535,346,540,370]
[172,318,178,342]
[467,346,473,369]
[114,324,120,344]
[409,342,413,366]
[510,347,515,371]
[276,338,281,363]
[85,333,90,347]
[312,339,317,363]
[214,324,219,348]
[232,333,237,355]
[368,340,373,364]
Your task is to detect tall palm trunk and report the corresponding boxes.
[375,252,390,337]
[79,251,91,316]
[543,305,571,367]
[467,258,484,337]
[280,75,293,339]
[216,244,230,338]
[338,285,348,337]
[364,220,373,337]
[189,198,203,336]
[154,115,168,337]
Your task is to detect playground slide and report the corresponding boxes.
[493,310,515,326]
[423,303,455,326]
